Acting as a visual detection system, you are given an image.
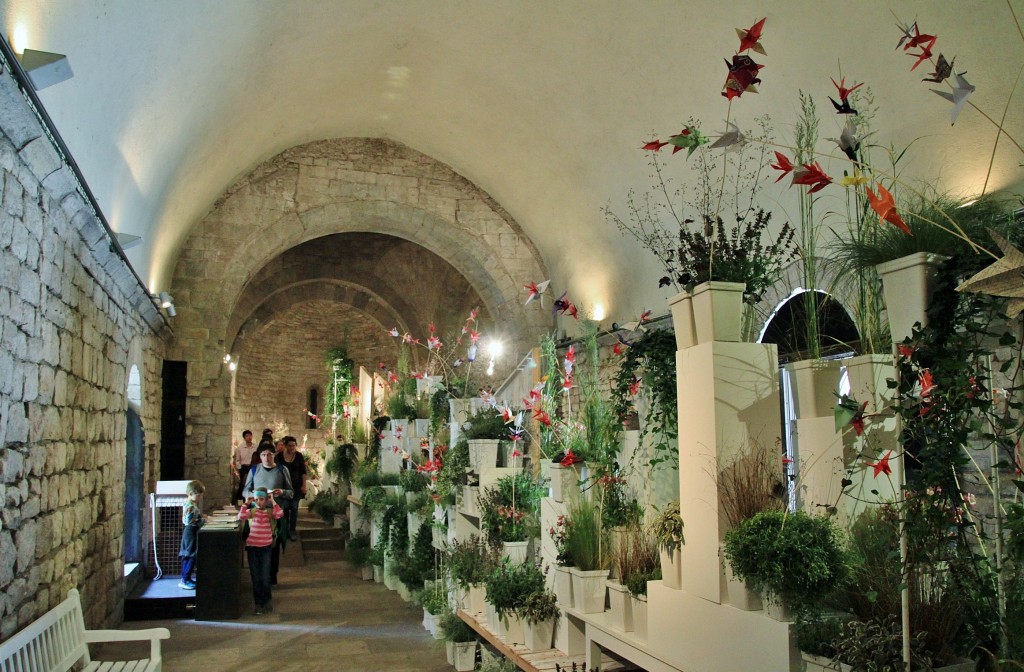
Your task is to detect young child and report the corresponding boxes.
[178,479,206,590]
[238,487,284,614]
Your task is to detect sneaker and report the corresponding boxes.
[254,605,264,615]
[178,581,196,590]
[288,533,298,541]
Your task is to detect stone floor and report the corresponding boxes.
[94,517,452,672]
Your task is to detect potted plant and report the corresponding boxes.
[447,536,494,614]
[717,438,786,610]
[462,406,507,471]
[479,473,542,560]
[723,510,848,620]
[608,126,798,345]
[347,532,374,581]
[608,523,658,633]
[548,514,574,608]
[651,501,683,590]
[564,499,609,614]
[518,590,559,652]
[439,609,478,672]
[483,559,545,643]
[623,566,660,643]
[414,587,448,639]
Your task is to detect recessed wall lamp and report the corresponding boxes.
[15,48,74,91]
[223,354,232,364]
[152,292,176,317]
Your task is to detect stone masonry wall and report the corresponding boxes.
[0,61,167,637]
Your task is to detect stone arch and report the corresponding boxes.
[168,137,551,501]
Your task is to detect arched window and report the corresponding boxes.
[308,386,319,429]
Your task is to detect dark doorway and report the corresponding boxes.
[125,404,145,562]
[308,387,319,429]
[160,361,187,480]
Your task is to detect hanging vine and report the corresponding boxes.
[611,328,678,471]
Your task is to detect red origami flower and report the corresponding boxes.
[560,450,582,467]
[864,451,893,478]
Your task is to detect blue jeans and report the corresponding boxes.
[181,556,196,583]
[247,545,273,607]
[279,497,299,536]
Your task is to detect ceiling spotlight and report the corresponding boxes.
[16,48,74,90]
[487,340,503,358]
[223,354,232,363]
[228,361,238,372]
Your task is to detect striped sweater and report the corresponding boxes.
[238,502,283,547]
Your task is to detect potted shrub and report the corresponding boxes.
[447,536,494,614]
[439,610,478,672]
[484,559,545,643]
[623,566,660,642]
[414,587,448,639]
[479,473,542,560]
[717,439,786,610]
[564,499,609,614]
[723,510,848,620]
[462,406,507,471]
[518,590,559,652]
[651,501,683,590]
[347,532,374,581]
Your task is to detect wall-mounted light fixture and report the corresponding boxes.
[15,48,73,91]
[152,291,176,317]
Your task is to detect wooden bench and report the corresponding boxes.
[0,589,170,672]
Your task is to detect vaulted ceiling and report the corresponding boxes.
[3,0,1021,328]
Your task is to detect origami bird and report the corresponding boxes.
[388,327,399,337]
[902,23,936,51]
[770,151,794,182]
[840,169,870,187]
[829,76,862,114]
[722,54,763,99]
[792,162,833,193]
[957,231,1024,317]
[552,291,570,316]
[932,71,975,124]
[865,184,910,234]
[834,393,869,435]
[907,37,936,71]
[864,451,893,478]
[564,345,575,375]
[736,17,767,55]
[642,140,669,151]
[667,126,709,158]
[894,19,917,50]
[828,119,861,162]
[922,54,954,83]
[709,121,746,151]
[524,279,551,305]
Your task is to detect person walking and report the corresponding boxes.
[276,436,307,541]
[243,443,293,585]
[232,430,257,503]
[238,488,283,614]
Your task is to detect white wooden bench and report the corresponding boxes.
[0,589,170,672]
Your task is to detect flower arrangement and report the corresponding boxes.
[479,473,543,547]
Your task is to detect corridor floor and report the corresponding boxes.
[95,536,451,671]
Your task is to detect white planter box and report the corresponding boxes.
[668,289,697,350]
[630,593,647,642]
[723,554,762,611]
[549,462,584,503]
[523,618,555,652]
[501,540,529,564]
[373,565,383,583]
[502,614,525,645]
[691,280,747,343]
[360,565,374,581]
[801,653,852,672]
[396,581,412,602]
[452,641,477,672]
[659,546,682,590]
[553,565,574,608]
[468,583,487,614]
[569,567,608,614]
[468,439,500,472]
[606,580,633,632]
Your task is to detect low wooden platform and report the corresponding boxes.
[457,608,641,672]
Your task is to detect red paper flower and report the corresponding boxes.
[864,451,893,478]
[560,450,581,467]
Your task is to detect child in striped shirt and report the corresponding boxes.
[238,488,283,614]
